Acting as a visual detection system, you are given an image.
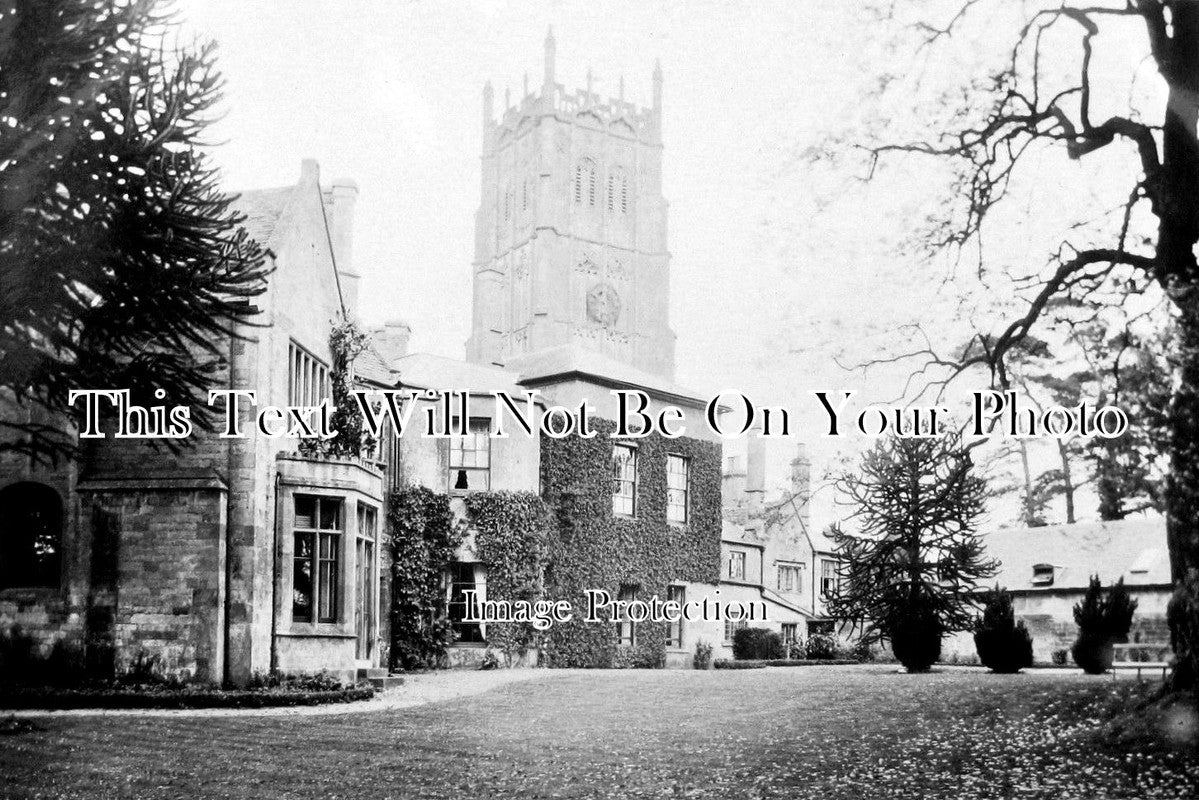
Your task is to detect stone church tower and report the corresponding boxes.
[465,29,677,378]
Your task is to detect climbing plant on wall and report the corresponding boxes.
[464,491,552,665]
[299,319,374,460]
[388,486,462,670]
[539,418,722,668]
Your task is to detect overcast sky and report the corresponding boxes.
[175,0,1159,526]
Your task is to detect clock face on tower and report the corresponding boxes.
[586,282,621,326]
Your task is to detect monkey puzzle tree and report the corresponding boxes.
[843,1,1199,690]
[0,0,269,462]
[828,432,996,672]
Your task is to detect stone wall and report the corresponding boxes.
[78,486,227,683]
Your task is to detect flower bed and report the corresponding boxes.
[713,658,860,669]
[0,684,376,710]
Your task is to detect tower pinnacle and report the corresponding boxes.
[544,26,556,88]
[653,59,663,110]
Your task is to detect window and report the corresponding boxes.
[1031,564,1055,586]
[617,584,637,646]
[809,620,835,637]
[781,623,798,647]
[612,444,638,516]
[449,417,491,493]
[666,585,684,648]
[0,482,62,589]
[608,167,629,214]
[448,562,484,643]
[778,564,804,593]
[288,341,330,408]
[293,496,342,623]
[820,559,838,598]
[727,550,746,581]
[724,618,748,643]
[666,454,690,524]
[575,158,596,206]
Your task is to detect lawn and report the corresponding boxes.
[2,666,1197,799]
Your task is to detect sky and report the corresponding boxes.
[174,0,1162,527]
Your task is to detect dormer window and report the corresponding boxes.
[1031,564,1055,586]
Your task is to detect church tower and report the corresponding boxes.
[465,29,677,378]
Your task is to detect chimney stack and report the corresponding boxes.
[373,319,412,364]
[722,453,747,511]
[790,443,812,534]
[745,431,766,513]
[324,176,359,317]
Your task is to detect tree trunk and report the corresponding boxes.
[1166,297,1199,690]
[1157,6,1199,689]
[1057,440,1076,525]
[1016,440,1039,527]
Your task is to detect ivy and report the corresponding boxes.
[464,491,552,665]
[299,319,374,460]
[387,486,463,670]
[539,418,722,668]
[385,421,721,672]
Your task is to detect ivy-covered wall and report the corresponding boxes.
[539,418,723,668]
[464,492,551,665]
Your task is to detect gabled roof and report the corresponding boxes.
[507,344,707,406]
[354,343,398,387]
[984,517,1169,592]
[232,186,294,248]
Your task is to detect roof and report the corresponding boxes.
[507,344,708,406]
[388,352,530,397]
[232,186,294,248]
[355,343,398,386]
[983,517,1170,592]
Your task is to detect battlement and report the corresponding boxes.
[483,27,662,144]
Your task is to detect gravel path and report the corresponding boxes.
[3,667,564,719]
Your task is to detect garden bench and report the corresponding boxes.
[1109,642,1172,681]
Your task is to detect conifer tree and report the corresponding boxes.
[0,0,269,462]
[829,432,996,672]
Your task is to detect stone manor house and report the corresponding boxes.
[0,33,839,684]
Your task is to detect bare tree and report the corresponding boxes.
[854,1,1199,690]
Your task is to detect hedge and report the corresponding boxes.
[0,685,377,710]
[714,658,860,669]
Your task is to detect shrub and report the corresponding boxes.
[786,641,805,660]
[1072,575,1139,675]
[804,633,837,660]
[973,587,1033,673]
[1051,648,1069,666]
[732,627,785,660]
[1106,579,1137,642]
[712,659,767,670]
[888,605,942,672]
[851,637,876,662]
[0,627,39,684]
[247,670,347,691]
[693,640,713,670]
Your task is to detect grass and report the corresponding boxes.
[1,666,1197,799]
